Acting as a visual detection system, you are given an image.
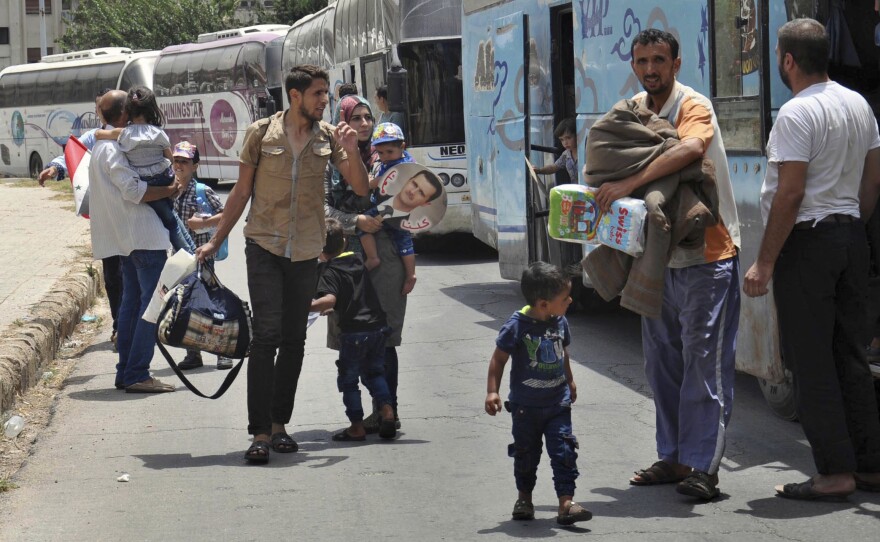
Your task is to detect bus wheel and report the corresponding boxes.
[29,153,43,180]
[757,371,798,421]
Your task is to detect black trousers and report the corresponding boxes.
[245,240,317,436]
[102,256,122,331]
[774,221,880,474]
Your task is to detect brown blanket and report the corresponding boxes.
[582,99,719,318]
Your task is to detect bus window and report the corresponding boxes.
[0,75,13,107]
[357,0,369,58]
[185,50,206,94]
[97,63,124,97]
[73,65,99,102]
[712,0,763,152]
[241,43,267,88]
[199,47,222,93]
[216,46,238,92]
[120,57,154,93]
[399,39,465,146]
[153,56,173,96]
[53,68,76,105]
[15,72,37,107]
[35,70,56,105]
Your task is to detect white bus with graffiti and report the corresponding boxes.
[282,0,470,234]
[463,0,877,417]
[0,48,157,178]
[153,27,288,182]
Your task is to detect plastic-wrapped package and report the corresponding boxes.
[548,185,647,257]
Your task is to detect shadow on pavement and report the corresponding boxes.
[734,494,880,519]
[65,388,154,401]
[294,428,429,452]
[134,451,349,470]
[477,516,591,538]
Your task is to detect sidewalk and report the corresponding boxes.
[0,180,100,412]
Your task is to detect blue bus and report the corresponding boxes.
[462,0,878,416]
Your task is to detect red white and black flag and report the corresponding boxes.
[63,136,90,218]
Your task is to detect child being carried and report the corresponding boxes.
[96,86,195,253]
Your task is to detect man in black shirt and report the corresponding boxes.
[312,218,397,441]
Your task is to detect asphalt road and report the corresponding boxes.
[0,190,878,541]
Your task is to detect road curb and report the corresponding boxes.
[0,259,103,413]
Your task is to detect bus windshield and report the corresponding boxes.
[398,39,464,146]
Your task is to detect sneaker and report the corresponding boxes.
[178,351,204,370]
[110,330,118,353]
[216,356,234,370]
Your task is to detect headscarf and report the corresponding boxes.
[334,95,375,167]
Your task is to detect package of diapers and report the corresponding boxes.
[548,185,647,257]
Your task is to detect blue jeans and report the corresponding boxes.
[508,402,579,497]
[337,328,393,422]
[116,249,166,386]
[142,172,195,254]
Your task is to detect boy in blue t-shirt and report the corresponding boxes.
[485,262,591,526]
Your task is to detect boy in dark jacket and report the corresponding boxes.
[312,218,397,441]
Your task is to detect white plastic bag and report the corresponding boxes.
[142,249,197,323]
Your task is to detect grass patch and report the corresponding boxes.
[0,477,18,492]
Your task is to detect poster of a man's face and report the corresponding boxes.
[374,163,447,233]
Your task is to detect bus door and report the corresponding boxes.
[473,12,533,279]
[360,53,386,116]
[463,12,533,279]
[188,97,220,180]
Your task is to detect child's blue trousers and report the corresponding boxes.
[508,402,579,497]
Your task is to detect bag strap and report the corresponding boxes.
[157,341,244,399]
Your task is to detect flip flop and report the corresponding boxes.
[332,429,366,442]
[270,432,298,453]
[776,479,851,502]
[244,440,270,464]
[630,460,689,486]
[556,502,592,525]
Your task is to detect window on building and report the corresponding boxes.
[26,0,53,15]
[27,47,53,63]
[0,28,10,45]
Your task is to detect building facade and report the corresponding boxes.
[0,1,65,69]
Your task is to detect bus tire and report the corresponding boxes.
[29,153,43,180]
[757,372,798,421]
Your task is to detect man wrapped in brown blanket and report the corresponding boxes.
[582,98,719,318]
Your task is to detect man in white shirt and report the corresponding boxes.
[89,90,183,393]
[744,18,880,501]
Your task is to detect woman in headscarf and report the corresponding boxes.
[324,95,407,434]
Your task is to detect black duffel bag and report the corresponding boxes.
[156,264,251,399]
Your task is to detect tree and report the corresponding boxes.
[282,0,329,23]
[59,0,241,51]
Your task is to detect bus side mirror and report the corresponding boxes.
[387,44,407,116]
[387,67,407,114]
[266,94,277,116]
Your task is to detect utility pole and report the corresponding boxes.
[39,0,48,59]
